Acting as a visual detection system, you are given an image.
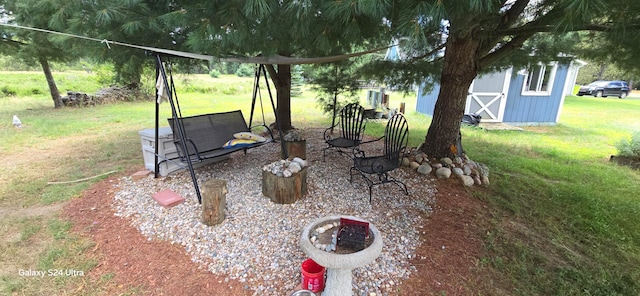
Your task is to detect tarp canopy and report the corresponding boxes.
[1,23,389,64]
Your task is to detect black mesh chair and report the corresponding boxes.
[322,103,366,161]
[350,114,409,202]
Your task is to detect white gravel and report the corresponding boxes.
[113,129,436,296]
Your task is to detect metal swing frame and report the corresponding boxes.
[152,53,284,203]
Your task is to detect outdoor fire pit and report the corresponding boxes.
[299,215,383,296]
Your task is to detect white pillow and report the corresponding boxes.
[234,132,267,143]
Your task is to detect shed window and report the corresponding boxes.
[522,62,557,96]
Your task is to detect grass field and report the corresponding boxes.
[1,71,640,295]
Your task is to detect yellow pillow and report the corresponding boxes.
[234,132,267,143]
[223,138,257,149]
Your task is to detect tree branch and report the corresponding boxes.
[498,23,612,36]
[1,37,28,48]
[409,42,446,62]
[497,0,531,30]
[478,32,534,68]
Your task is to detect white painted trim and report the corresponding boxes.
[497,67,513,122]
[521,62,558,96]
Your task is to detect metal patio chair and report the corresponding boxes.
[350,113,409,202]
[322,103,366,161]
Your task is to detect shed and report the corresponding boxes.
[416,60,586,125]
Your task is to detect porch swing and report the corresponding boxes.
[152,53,285,203]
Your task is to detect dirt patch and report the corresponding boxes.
[610,155,640,170]
[63,170,489,295]
[64,175,252,296]
[0,202,67,219]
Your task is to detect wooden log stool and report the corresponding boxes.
[202,179,227,226]
[262,167,308,204]
[281,140,306,160]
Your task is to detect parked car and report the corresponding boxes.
[577,80,630,98]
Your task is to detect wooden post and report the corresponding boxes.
[400,102,406,114]
[202,179,226,226]
[262,167,307,204]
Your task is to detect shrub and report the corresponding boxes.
[616,132,640,159]
[1,86,17,97]
[209,69,221,78]
[235,64,255,77]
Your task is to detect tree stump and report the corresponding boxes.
[202,179,227,226]
[281,140,307,160]
[262,167,308,204]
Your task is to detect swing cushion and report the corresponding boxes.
[223,138,257,149]
[234,132,267,143]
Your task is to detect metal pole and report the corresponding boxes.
[156,54,203,203]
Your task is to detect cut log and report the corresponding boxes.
[202,179,227,226]
[281,140,307,160]
[262,167,308,204]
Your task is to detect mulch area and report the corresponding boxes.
[64,170,489,295]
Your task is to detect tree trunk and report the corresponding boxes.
[421,35,479,159]
[266,64,293,131]
[596,63,606,80]
[38,56,63,108]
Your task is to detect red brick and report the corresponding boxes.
[131,170,151,181]
[152,190,185,208]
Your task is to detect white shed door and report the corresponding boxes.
[465,69,512,123]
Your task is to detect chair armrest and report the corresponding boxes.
[323,123,340,141]
[360,134,385,145]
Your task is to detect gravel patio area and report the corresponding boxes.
[112,128,436,295]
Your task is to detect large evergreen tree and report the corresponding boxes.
[49,0,180,86]
[381,0,640,158]
[163,1,389,131]
[0,0,71,107]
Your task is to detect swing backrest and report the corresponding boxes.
[168,110,251,157]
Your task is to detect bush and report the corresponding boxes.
[235,64,255,77]
[616,132,640,159]
[209,69,221,78]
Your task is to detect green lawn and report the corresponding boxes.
[1,71,639,295]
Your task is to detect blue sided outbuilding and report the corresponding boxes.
[415,59,586,125]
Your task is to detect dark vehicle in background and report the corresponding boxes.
[577,80,630,98]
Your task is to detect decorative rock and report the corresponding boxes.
[459,175,475,186]
[402,157,410,166]
[463,165,472,175]
[482,176,490,186]
[292,157,307,167]
[415,154,424,164]
[453,156,463,164]
[474,176,482,186]
[440,157,453,166]
[409,162,420,170]
[452,167,464,176]
[283,170,293,177]
[432,163,443,169]
[435,167,452,179]
[478,162,490,177]
[288,162,302,173]
[416,164,433,175]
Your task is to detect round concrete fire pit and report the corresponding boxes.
[299,215,383,296]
